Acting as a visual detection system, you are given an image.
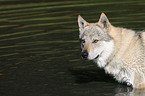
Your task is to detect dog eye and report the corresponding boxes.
[93,40,99,43]
[81,40,85,43]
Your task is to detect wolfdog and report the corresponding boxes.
[78,13,145,89]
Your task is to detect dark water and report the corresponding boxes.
[0,0,145,96]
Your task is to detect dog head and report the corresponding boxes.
[78,13,114,61]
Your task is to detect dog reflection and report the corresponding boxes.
[115,87,145,96]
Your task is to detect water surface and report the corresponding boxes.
[0,0,145,96]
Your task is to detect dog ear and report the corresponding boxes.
[98,13,110,29]
[78,15,88,31]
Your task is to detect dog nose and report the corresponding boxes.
[81,50,88,59]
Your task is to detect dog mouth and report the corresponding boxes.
[82,55,99,61]
[95,55,99,59]
[93,51,104,60]
[94,55,100,59]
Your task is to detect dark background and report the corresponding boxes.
[0,0,145,96]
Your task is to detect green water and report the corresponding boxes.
[0,0,145,95]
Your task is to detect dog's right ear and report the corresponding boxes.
[78,15,88,31]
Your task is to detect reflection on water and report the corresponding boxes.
[70,67,145,96]
[115,88,145,96]
[0,0,145,96]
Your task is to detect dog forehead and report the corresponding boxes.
[81,25,112,41]
[83,25,103,38]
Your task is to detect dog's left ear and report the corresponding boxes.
[98,13,110,30]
